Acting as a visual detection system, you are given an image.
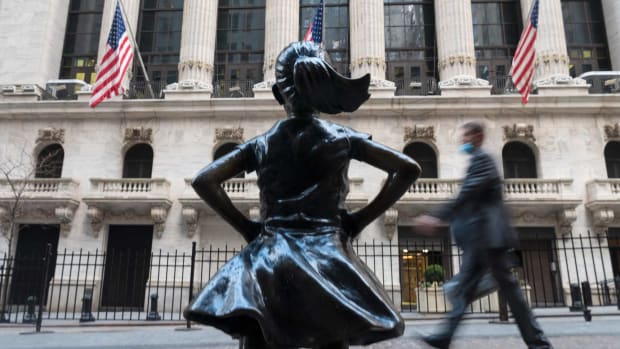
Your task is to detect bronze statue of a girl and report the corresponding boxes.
[184,42,420,349]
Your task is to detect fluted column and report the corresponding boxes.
[349,0,394,96]
[96,0,141,91]
[520,0,587,94]
[602,0,620,70]
[166,0,218,99]
[253,0,298,98]
[435,0,490,96]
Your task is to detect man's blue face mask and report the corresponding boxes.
[459,142,475,154]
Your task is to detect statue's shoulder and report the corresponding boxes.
[317,119,372,142]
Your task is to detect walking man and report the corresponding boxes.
[414,121,553,349]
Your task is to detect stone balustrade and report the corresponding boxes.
[0,178,79,198]
[503,179,575,201]
[401,178,576,202]
[586,179,620,203]
[89,178,170,197]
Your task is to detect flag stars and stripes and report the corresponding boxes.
[89,1,134,108]
[510,0,539,105]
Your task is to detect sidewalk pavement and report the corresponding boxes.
[1,309,619,349]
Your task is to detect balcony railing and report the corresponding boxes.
[212,79,256,98]
[401,178,575,202]
[89,178,170,198]
[577,71,620,94]
[0,178,79,198]
[394,78,439,96]
[404,179,461,200]
[125,80,167,100]
[184,177,364,202]
[503,179,574,200]
[489,75,518,95]
[586,179,620,203]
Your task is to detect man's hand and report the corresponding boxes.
[413,214,441,236]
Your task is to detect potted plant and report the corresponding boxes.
[416,264,450,313]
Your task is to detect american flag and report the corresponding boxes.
[510,0,539,105]
[303,0,323,43]
[89,1,134,108]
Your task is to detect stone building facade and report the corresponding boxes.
[0,0,619,313]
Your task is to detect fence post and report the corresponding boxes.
[0,259,9,323]
[22,296,37,323]
[186,241,196,329]
[146,293,161,321]
[581,282,592,322]
[498,294,509,322]
[615,276,620,310]
[79,288,95,323]
[36,243,53,332]
[568,283,583,311]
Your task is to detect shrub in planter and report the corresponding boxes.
[424,264,445,286]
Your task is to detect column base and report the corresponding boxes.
[535,75,590,96]
[252,80,275,99]
[164,81,213,100]
[0,84,46,101]
[439,76,491,97]
[369,80,396,98]
[76,90,92,101]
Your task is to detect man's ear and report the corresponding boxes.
[272,84,285,105]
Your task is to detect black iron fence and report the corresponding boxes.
[0,233,618,324]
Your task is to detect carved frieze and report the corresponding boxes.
[151,206,169,239]
[383,208,398,241]
[591,208,615,235]
[86,206,104,238]
[36,128,65,144]
[604,123,620,140]
[124,127,153,144]
[55,206,76,237]
[558,208,577,236]
[503,124,536,142]
[182,207,199,238]
[215,127,244,143]
[404,125,435,142]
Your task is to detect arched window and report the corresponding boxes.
[214,142,244,178]
[403,142,437,178]
[123,144,153,178]
[502,141,537,178]
[471,0,521,94]
[36,144,65,179]
[561,0,611,77]
[604,141,620,178]
[300,0,350,76]
[214,0,266,97]
[384,0,437,96]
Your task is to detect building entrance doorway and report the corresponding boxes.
[101,225,153,308]
[9,224,60,304]
[515,228,563,307]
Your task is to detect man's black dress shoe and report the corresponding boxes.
[422,335,450,349]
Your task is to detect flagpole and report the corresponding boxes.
[117,0,155,98]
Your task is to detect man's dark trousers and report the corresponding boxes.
[439,248,552,349]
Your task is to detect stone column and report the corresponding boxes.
[253,0,298,98]
[165,0,219,100]
[602,0,620,70]
[94,0,141,95]
[435,0,490,96]
[520,0,588,95]
[0,0,70,101]
[349,0,395,97]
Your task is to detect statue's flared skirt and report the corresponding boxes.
[184,227,404,347]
